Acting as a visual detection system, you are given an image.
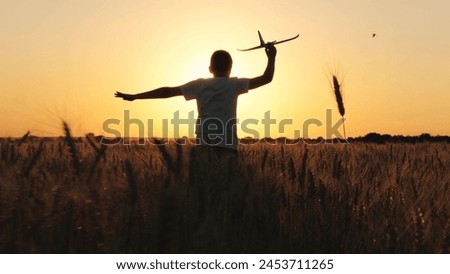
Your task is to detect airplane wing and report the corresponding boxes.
[272,34,299,45]
[238,34,299,51]
[237,45,266,51]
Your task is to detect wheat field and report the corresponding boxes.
[0,133,448,253]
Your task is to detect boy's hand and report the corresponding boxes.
[265,44,277,60]
[115,91,135,101]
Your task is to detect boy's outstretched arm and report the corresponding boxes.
[115,87,182,101]
[248,44,277,90]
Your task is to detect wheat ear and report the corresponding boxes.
[332,75,346,139]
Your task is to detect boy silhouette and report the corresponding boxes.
[115,44,276,152]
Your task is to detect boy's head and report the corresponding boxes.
[209,50,232,77]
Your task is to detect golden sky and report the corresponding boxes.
[1,0,449,138]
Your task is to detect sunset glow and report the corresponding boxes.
[1,0,449,138]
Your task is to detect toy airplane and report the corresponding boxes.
[238,30,299,51]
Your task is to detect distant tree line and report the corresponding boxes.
[348,133,450,144]
[5,132,449,145]
[241,133,449,145]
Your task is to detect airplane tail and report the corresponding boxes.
[258,31,265,46]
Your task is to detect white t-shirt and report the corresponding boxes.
[180,77,250,150]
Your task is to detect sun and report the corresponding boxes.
[179,52,212,81]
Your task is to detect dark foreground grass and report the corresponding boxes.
[0,135,448,253]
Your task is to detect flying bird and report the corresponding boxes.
[372,33,377,38]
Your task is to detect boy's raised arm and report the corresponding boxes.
[248,44,277,90]
[115,87,182,101]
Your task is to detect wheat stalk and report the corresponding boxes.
[331,75,347,139]
[154,138,176,177]
[18,131,30,147]
[125,159,138,207]
[24,140,44,177]
[63,121,81,175]
[85,133,100,154]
